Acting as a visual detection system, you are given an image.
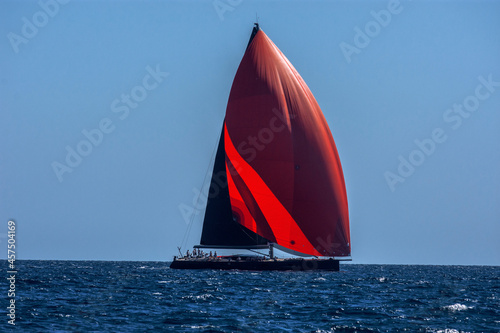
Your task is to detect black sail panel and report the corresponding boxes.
[246,23,260,49]
[199,125,269,247]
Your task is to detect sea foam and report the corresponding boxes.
[442,303,472,312]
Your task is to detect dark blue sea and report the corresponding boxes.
[2,261,499,332]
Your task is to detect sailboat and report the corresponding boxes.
[170,24,351,271]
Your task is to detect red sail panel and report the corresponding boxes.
[225,161,259,237]
[225,126,321,256]
[224,29,350,257]
[225,156,277,243]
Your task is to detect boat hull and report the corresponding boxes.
[169,257,340,271]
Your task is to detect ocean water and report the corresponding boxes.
[2,261,499,332]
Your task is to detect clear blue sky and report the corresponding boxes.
[1,0,499,265]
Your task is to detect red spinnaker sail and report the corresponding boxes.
[223,27,350,257]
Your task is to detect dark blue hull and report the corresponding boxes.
[169,257,340,271]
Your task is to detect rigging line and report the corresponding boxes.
[239,223,261,242]
[239,222,270,246]
[179,127,222,251]
[248,248,269,257]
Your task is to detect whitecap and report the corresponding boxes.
[416,280,429,284]
[182,293,214,301]
[442,303,472,312]
[195,294,213,300]
[186,325,215,329]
